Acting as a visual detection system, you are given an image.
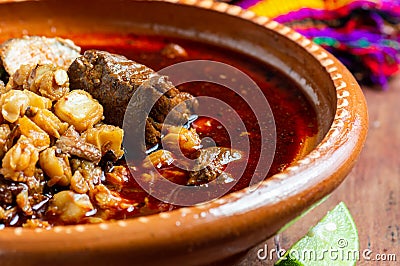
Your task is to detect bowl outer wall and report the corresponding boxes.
[0,0,368,265]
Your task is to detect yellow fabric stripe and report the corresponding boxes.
[249,0,358,18]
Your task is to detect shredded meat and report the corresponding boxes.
[56,126,102,163]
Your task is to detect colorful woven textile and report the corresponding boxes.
[235,0,400,89]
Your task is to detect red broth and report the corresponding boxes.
[1,34,318,226]
[74,34,318,217]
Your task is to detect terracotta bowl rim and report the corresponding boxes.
[0,0,368,257]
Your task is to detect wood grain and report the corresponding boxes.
[232,76,400,265]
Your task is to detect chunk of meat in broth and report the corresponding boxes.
[68,50,197,150]
[0,36,80,77]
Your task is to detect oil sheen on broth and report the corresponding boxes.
[75,34,318,216]
[0,34,318,226]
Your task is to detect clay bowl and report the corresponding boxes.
[0,0,367,265]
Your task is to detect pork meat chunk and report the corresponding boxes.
[187,147,242,186]
[0,36,81,77]
[68,50,197,150]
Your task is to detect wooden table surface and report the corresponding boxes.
[232,75,400,265]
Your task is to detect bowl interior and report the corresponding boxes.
[0,0,335,154]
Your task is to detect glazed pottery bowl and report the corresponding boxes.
[0,0,367,265]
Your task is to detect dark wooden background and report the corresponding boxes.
[234,76,400,265]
